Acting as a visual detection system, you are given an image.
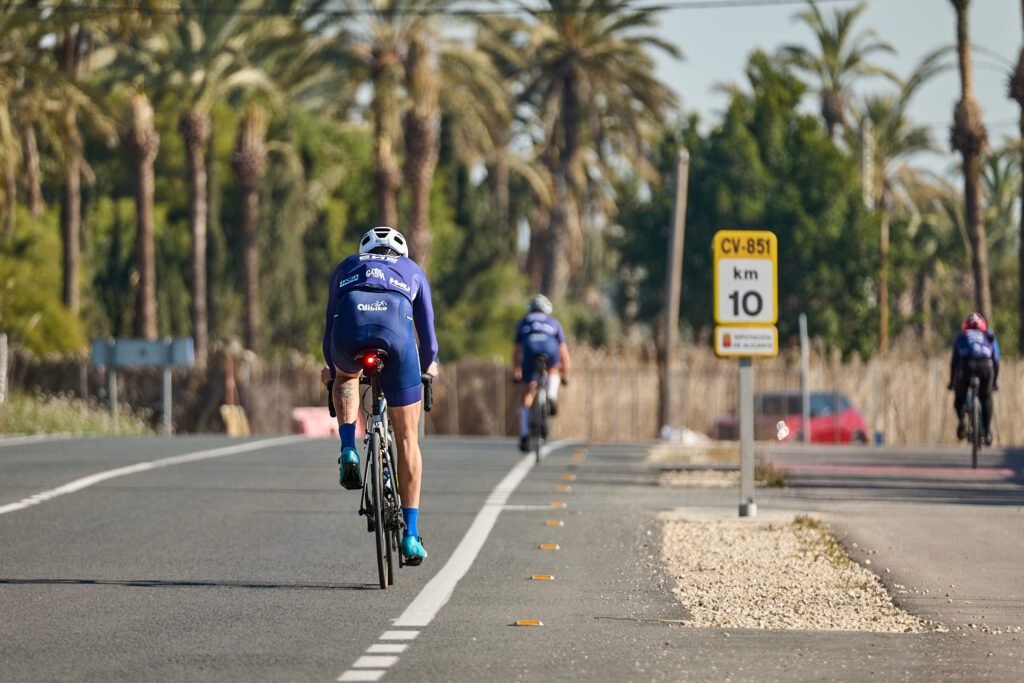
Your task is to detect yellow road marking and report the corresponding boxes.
[539,543,560,550]
[555,485,573,493]
[530,575,555,581]
[560,473,577,482]
[514,620,544,627]
[549,502,567,509]
[545,520,564,527]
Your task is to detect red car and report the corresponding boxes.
[710,391,870,444]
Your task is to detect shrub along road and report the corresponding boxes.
[0,435,1021,681]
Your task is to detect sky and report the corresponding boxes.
[647,0,1020,176]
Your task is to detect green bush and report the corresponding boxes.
[0,392,153,436]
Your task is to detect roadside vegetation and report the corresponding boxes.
[0,392,153,436]
[0,0,1020,367]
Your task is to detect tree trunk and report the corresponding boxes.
[3,159,14,239]
[491,152,512,250]
[181,109,211,366]
[950,0,991,319]
[879,210,890,353]
[403,36,439,274]
[128,92,160,340]
[62,111,82,316]
[1010,5,1024,351]
[20,125,43,218]
[57,26,84,316]
[231,106,268,353]
[372,52,401,228]
[541,174,572,299]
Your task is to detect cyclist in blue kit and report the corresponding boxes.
[513,294,571,452]
[321,226,438,564]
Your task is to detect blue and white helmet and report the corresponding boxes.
[359,226,408,257]
[529,294,553,315]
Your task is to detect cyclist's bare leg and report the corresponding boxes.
[332,369,360,425]
[389,402,422,508]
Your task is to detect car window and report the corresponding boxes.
[836,394,851,411]
[757,394,802,416]
[809,394,836,417]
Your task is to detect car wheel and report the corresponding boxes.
[852,431,868,444]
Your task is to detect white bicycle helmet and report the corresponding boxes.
[359,226,408,257]
[529,294,553,315]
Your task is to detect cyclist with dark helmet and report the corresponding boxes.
[513,294,571,452]
[321,226,438,564]
[948,312,1000,445]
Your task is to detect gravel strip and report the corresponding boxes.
[660,470,741,488]
[662,515,924,632]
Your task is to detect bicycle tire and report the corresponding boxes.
[384,436,400,583]
[970,391,981,469]
[369,431,389,589]
[388,436,404,570]
[532,388,546,464]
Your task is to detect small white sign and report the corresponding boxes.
[715,326,778,357]
[716,259,776,324]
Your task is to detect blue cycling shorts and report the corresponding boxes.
[330,290,422,407]
[520,334,560,384]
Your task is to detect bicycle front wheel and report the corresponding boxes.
[970,395,981,469]
[368,431,389,589]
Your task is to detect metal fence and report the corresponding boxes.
[5,345,1020,446]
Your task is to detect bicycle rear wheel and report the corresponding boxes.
[531,389,546,464]
[970,393,981,469]
[368,431,389,589]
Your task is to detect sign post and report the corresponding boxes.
[713,230,779,517]
[91,338,195,436]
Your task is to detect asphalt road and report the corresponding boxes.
[1,435,1023,681]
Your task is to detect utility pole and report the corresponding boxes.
[659,149,690,432]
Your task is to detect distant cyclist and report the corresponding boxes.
[321,226,438,564]
[513,294,571,452]
[947,312,1000,445]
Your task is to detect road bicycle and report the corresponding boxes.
[961,375,982,470]
[329,350,433,589]
[527,355,551,465]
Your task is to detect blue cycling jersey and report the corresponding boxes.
[323,253,438,379]
[514,312,566,347]
[953,329,1000,362]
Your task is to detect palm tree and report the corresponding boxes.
[232,104,268,352]
[126,88,160,340]
[516,0,679,299]
[949,0,991,319]
[403,33,440,274]
[847,51,945,352]
[127,0,283,363]
[1009,0,1024,351]
[782,0,897,140]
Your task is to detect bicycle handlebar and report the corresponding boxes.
[421,374,433,412]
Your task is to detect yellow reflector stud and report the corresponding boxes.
[530,575,555,581]
[561,473,577,481]
[555,485,573,493]
[545,520,564,527]
[514,620,544,627]
[549,502,567,509]
[539,543,560,550]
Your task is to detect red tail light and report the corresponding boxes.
[362,353,383,375]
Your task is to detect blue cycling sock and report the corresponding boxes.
[402,507,419,538]
[340,423,356,451]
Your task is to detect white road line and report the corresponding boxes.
[352,656,398,668]
[337,671,385,682]
[0,436,305,516]
[0,433,73,448]
[379,630,419,641]
[366,644,407,654]
[394,439,580,627]
[335,439,581,683]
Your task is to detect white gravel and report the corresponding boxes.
[660,470,742,488]
[661,515,924,632]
